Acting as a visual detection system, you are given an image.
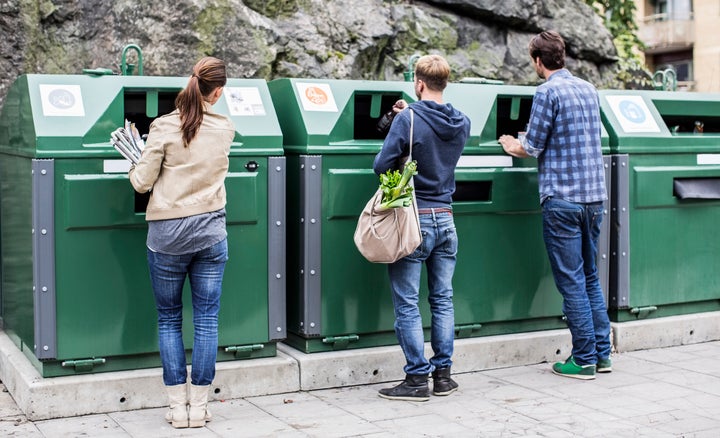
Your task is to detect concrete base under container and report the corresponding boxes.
[2,311,720,421]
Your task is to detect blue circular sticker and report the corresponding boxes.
[48,89,75,109]
[618,100,646,124]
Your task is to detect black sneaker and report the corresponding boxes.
[432,367,458,396]
[378,374,430,401]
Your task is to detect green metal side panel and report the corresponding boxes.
[0,155,34,345]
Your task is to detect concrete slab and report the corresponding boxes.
[278,329,573,391]
[612,311,720,352]
[0,332,300,421]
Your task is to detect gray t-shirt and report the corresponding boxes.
[147,208,227,255]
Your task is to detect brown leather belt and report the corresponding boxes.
[417,207,453,215]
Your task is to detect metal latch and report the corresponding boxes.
[322,335,359,350]
[455,323,482,338]
[61,358,106,372]
[630,306,658,319]
[225,344,264,359]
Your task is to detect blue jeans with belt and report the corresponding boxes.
[542,197,611,366]
[387,208,457,376]
[147,238,228,386]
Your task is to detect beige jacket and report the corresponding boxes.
[129,102,235,221]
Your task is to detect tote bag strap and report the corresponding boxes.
[407,109,414,164]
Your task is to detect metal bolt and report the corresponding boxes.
[41,169,47,175]
[310,270,316,275]
[42,286,48,292]
[276,273,282,279]
[310,218,316,224]
[276,327,282,332]
[622,252,627,257]
[310,322,316,328]
[275,166,282,172]
[41,229,47,235]
[276,221,282,226]
[311,165,317,170]
[43,345,49,351]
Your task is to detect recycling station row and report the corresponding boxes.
[1,67,718,377]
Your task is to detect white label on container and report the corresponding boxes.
[457,155,513,167]
[103,159,132,173]
[296,82,338,112]
[606,95,660,133]
[39,84,85,117]
[224,87,266,116]
[697,154,720,165]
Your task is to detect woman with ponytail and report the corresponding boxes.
[129,57,235,428]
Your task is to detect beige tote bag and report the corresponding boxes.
[354,109,421,263]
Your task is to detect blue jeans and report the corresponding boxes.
[147,238,228,386]
[542,198,611,366]
[388,210,457,376]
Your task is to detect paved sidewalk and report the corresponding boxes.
[1,341,720,437]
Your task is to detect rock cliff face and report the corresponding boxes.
[0,0,618,107]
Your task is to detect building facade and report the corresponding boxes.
[636,0,720,92]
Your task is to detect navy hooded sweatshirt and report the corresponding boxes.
[373,100,470,209]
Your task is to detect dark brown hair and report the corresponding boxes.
[528,31,566,70]
[414,54,451,91]
[175,57,227,146]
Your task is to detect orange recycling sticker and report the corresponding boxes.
[304,86,328,105]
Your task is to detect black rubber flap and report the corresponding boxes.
[673,178,720,199]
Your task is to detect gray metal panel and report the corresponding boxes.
[267,156,287,341]
[298,155,322,336]
[598,156,612,306]
[31,159,56,359]
[610,154,631,310]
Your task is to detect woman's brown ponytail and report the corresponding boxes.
[175,57,227,147]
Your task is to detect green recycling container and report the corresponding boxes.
[0,74,286,377]
[600,90,720,321]
[268,78,610,353]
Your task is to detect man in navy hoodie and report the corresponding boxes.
[374,54,470,401]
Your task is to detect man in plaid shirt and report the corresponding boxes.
[499,30,611,380]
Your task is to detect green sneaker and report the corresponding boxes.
[597,357,612,373]
[552,356,596,380]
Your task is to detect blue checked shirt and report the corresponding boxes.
[522,69,607,204]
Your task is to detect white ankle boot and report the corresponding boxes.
[188,384,212,428]
[164,384,188,428]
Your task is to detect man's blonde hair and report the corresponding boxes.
[414,54,450,91]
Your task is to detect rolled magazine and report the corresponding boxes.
[110,120,145,164]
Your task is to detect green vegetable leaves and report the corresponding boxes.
[378,160,417,210]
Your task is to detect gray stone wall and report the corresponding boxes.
[0,0,618,108]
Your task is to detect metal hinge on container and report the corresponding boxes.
[225,344,264,359]
[61,358,106,372]
[630,306,658,319]
[322,334,359,350]
[455,323,482,338]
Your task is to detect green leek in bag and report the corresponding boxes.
[378,160,417,210]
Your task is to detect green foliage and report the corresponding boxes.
[584,0,652,89]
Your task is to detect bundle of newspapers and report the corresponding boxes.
[111,120,145,165]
